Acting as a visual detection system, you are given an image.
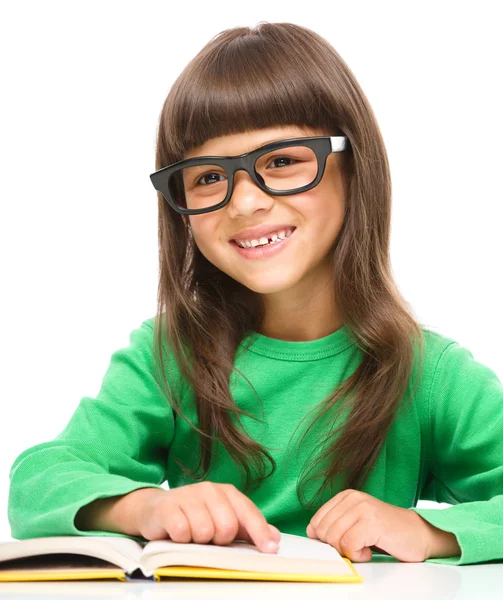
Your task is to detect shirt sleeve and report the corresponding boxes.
[410,339,503,565]
[8,319,176,542]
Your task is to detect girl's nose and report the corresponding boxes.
[227,172,274,216]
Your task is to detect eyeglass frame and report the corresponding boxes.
[149,135,350,215]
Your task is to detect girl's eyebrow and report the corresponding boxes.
[189,136,299,161]
[197,137,293,159]
[256,138,282,148]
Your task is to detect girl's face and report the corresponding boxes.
[186,125,346,296]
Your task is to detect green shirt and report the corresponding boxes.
[8,318,503,566]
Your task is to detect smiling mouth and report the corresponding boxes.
[230,227,297,248]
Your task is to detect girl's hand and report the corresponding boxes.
[306,489,460,562]
[135,482,281,554]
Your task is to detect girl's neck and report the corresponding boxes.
[258,272,343,342]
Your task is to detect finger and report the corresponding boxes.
[306,523,317,538]
[314,492,366,541]
[164,505,192,543]
[268,524,281,543]
[317,503,360,552]
[222,485,278,553]
[178,496,215,544]
[309,489,354,530]
[202,485,240,546]
[338,519,375,562]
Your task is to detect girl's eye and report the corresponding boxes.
[267,156,299,169]
[196,172,226,186]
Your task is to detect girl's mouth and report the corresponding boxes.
[229,228,296,260]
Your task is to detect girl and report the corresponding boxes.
[8,22,503,565]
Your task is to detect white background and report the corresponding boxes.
[1,1,502,541]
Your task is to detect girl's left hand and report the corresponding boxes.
[306,489,458,563]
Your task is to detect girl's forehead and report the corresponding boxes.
[185,125,327,159]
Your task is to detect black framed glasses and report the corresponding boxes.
[149,135,350,215]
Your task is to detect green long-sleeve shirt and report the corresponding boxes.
[8,317,503,566]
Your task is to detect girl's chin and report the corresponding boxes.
[235,276,294,295]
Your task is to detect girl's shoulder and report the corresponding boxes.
[417,325,501,397]
[418,325,459,363]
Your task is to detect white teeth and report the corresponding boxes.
[235,227,294,248]
[241,237,281,248]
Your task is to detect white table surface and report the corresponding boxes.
[0,559,502,600]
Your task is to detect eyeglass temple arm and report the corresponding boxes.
[330,136,348,152]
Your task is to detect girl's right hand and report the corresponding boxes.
[134,482,281,554]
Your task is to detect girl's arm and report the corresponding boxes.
[8,320,175,542]
[410,339,503,565]
[74,487,166,535]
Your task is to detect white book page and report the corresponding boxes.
[144,533,345,562]
[0,536,143,573]
[140,533,353,576]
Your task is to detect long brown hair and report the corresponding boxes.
[151,22,425,510]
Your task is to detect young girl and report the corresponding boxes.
[8,22,503,566]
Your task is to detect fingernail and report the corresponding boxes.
[264,540,278,552]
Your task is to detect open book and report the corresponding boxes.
[0,532,363,583]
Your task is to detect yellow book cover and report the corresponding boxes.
[0,532,363,583]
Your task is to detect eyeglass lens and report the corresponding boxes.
[167,145,318,211]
